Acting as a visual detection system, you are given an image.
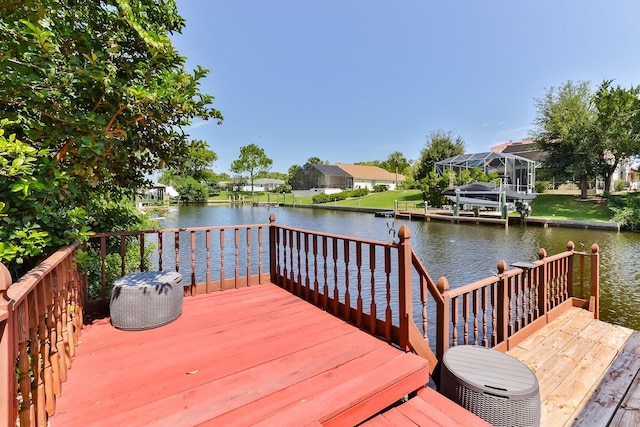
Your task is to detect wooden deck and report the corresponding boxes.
[49,283,483,426]
[508,306,640,426]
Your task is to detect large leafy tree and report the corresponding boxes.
[0,0,222,275]
[593,81,640,194]
[230,144,273,195]
[382,151,410,189]
[533,81,599,199]
[414,130,465,181]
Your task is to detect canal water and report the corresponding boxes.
[158,205,640,331]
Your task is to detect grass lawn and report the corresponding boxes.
[530,194,614,221]
[209,190,617,222]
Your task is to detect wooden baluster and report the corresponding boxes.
[473,289,480,345]
[356,242,363,327]
[590,244,600,319]
[60,264,72,370]
[235,228,240,288]
[491,281,497,346]
[384,246,392,343]
[369,244,377,335]
[322,235,329,310]
[282,230,289,291]
[219,229,225,291]
[579,252,585,298]
[420,276,428,344]
[333,238,340,316]
[451,295,459,347]
[174,231,180,273]
[505,277,517,339]
[258,226,264,283]
[139,234,146,271]
[36,284,51,420]
[313,234,319,305]
[120,234,126,277]
[462,293,469,345]
[43,274,57,413]
[496,260,508,345]
[190,231,196,293]
[53,271,68,386]
[100,235,107,300]
[28,291,43,426]
[288,230,295,293]
[514,274,522,332]
[304,233,310,300]
[481,286,489,347]
[158,231,163,271]
[246,228,252,286]
[437,277,450,362]
[344,240,350,322]
[205,230,211,293]
[296,231,302,295]
[17,303,31,427]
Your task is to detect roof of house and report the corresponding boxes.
[335,164,405,181]
[309,164,352,177]
[491,140,547,163]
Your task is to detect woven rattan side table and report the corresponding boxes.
[110,271,184,331]
[440,345,540,426]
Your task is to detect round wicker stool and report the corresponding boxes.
[110,271,184,331]
[440,345,540,427]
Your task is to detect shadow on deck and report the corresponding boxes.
[50,284,486,426]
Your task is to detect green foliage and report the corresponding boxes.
[0,128,90,277]
[414,130,465,181]
[608,193,640,230]
[373,184,388,192]
[174,176,208,202]
[419,170,453,207]
[312,188,370,204]
[230,144,273,194]
[535,181,550,194]
[614,179,628,192]
[0,1,220,275]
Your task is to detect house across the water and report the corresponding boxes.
[291,162,405,198]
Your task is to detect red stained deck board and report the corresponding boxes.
[361,388,492,427]
[51,284,433,426]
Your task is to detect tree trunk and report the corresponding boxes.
[603,172,612,195]
[579,175,589,199]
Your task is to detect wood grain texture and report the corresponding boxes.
[50,284,439,426]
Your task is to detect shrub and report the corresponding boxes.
[535,181,549,194]
[614,179,627,192]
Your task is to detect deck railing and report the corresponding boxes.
[0,214,601,426]
[433,241,600,360]
[0,243,83,427]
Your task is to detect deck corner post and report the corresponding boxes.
[590,243,600,320]
[496,260,509,344]
[566,241,575,298]
[268,215,277,284]
[436,277,450,363]
[397,225,412,352]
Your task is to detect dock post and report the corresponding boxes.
[590,244,600,319]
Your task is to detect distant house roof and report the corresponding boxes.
[491,140,546,163]
[335,164,405,181]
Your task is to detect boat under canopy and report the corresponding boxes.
[442,182,536,210]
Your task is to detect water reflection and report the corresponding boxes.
[158,205,640,330]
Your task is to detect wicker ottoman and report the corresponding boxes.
[110,271,184,331]
[440,345,540,427]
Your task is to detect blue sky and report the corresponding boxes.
[172,1,640,175]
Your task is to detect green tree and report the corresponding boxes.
[414,130,465,181]
[384,151,410,189]
[533,81,599,199]
[593,81,640,194]
[0,0,221,275]
[307,157,324,164]
[230,144,273,195]
[177,140,218,181]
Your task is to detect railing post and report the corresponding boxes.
[269,214,277,284]
[590,244,600,319]
[496,260,509,344]
[566,241,575,298]
[436,277,450,364]
[397,225,412,351]
[537,248,548,318]
[0,263,16,427]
